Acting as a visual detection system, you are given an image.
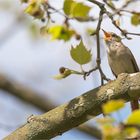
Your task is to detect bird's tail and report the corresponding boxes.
[130,99,139,111]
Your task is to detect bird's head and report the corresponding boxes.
[102,29,122,45]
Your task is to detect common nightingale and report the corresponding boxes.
[103,29,139,111]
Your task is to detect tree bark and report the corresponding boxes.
[0,73,102,139]
[4,73,140,140]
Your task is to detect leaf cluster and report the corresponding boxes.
[98,100,140,140]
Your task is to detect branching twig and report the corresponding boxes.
[121,0,136,10]
[103,0,116,11]
[88,0,110,84]
[104,0,136,12]
[120,9,140,15]
[89,0,140,38]
[95,10,110,84]
[106,11,140,38]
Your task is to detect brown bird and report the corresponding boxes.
[103,29,139,111]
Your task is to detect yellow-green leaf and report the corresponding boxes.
[131,14,140,26]
[86,28,96,35]
[48,25,62,39]
[71,2,91,18]
[63,0,91,18]
[24,2,44,19]
[70,41,92,65]
[48,25,75,41]
[63,0,74,15]
[126,110,140,125]
[102,99,125,115]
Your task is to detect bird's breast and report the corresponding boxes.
[107,47,136,76]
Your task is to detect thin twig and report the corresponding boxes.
[121,0,136,9]
[106,10,140,38]
[88,0,110,84]
[103,0,116,11]
[120,9,140,15]
[96,10,107,85]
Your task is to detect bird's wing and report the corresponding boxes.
[127,47,139,72]
[110,67,117,78]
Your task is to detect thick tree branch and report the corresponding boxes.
[0,73,101,139]
[0,74,55,111]
[4,72,140,140]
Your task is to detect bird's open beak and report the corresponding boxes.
[102,29,112,41]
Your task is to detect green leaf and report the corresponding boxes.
[48,25,75,41]
[24,2,44,19]
[48,25,62,39]
[102,100,125,114]
[126,110,140,125]
[71,2,91,18]
[131,14,140,26]
[70,41,92,65]
[86,28,96,35]
[63,0,74,15]
[63,0,91,18]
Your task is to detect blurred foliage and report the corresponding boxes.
[22,0,92,42]
[0,0,42,40]
[63,0,91,18]
[126,110,140,125]
[131,14,140,26]
[102,99,125,115]
[48,25,75,41]
[97,100,140,140]
[24,2,44,19]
